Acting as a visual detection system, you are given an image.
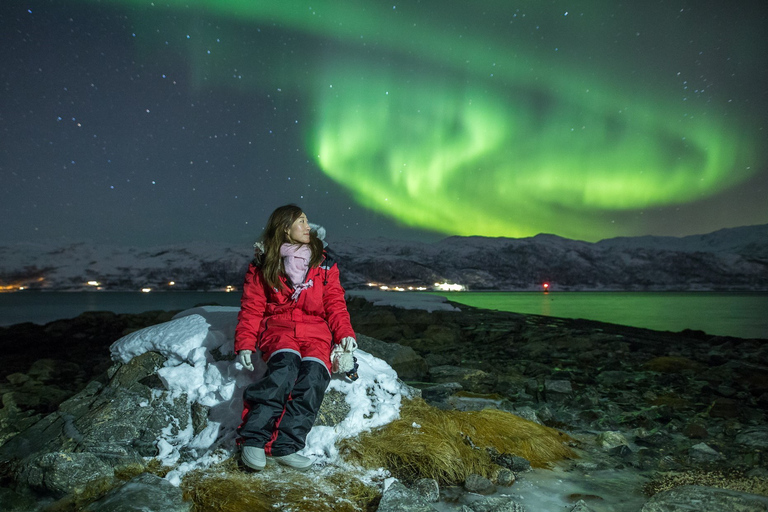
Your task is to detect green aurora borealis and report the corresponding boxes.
[83,0,766,240]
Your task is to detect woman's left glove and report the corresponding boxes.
[339,337,357,352]
[237,350,254,371]
[331,345,355,373]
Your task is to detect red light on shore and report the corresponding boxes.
[542,283,550,292]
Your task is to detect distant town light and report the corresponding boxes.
[367,282,378,287]
[169,281,176,286]
[19,286,26,291]
[379,285,389,290]
[141,288,152,293]
[225,285,235,292]
[87,280,101,286]
[434,282,466,292]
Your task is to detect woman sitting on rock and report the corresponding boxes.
[234,204,357,471]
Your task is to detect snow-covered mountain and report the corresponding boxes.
[2,224,767,292]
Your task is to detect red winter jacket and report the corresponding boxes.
[234,253,355,354]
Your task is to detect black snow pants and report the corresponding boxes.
[238,351,331,456]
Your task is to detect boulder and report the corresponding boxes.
[464,473,496,495]
[495,468,515,486]
[356,333,429,381]
[688,442,724,464]
[413,478,440,502]
[596,431,628,450]
[377,480,438,512]
[0,352,194,497]
[84,473,192,512]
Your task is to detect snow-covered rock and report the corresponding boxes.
[0,306,415,494]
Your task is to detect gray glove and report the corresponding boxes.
[238,350,254,371]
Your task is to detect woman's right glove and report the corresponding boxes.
[237,350,254,371]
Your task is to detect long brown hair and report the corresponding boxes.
[259,204,324,289]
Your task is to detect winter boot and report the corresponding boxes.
[241,446,266,471]
[273,452,312,471]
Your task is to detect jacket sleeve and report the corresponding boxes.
[322,262,356,344]
[235,263,267,353]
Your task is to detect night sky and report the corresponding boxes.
[2,0,767,246]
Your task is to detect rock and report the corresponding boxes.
[429,366,498,394]
[747,468,768,478]
[495,468,515,486]
[735,427,768,450]
[468,495,527,511]
[191,403,209,436]
[595,371,633,387]
[447,394,505,412]
[84,473,192,512]
[570,499,597,512]
[19,451,114,497]
[682,420,708,439]
[413,478,440,502]
[489,451,531,473]
[356,333,429,381]
[0,486,41,512]
[544,379,573,402]
[464,473,496,495]
[689,442,724,463]
[0,352,194,496]
[506,406,541,425]
[608,444,634,459]
[596,431,628,450]
[377,480,438,512]
[314,388,351,426]
[421,382,463,406]
[641,485,768,512]
[439,486,466,503]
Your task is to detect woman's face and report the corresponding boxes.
[286,213,311,244]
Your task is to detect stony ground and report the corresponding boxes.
[346,296,768,478]
[1,298,767,510]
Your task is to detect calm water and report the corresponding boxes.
[0,292,243,327]
[430,291,768,339]
[1,291,766,340]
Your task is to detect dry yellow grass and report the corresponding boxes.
[339,398,574,485]
[180,458,380,512]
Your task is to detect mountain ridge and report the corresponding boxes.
[1,224,766,292]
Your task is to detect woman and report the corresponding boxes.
[234,204,357,471]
